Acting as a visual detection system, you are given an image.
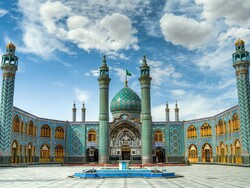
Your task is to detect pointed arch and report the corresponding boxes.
[13,115,20,132]
[234,139,242,164]
[200,123,212,138]
[232,113,239,132]
[40,144,50,162]
[55,144,64,163]
[88,129,97,142]
[219,141,225,163]
[55,126,64,139]
[202,143,212,162]
[27,142,33,163]
[188,144,198,162]
[28,121,34,136]
[11,140,18,163]
[217,119,225,135]
[41,124,51,138]
[154,130,164,142]
[187,125,197,138]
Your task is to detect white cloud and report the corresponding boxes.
[196,0,250,28]
[160,13,215,49]
[112,67,134,83]
[75,88,90,102]
[152,89,237,121]
[85,69,99,77]
[0,9,8,17]
[18,0,142,59]
[146,59,182,87]
[170,89,186,97]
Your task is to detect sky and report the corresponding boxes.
[0,0,250,122]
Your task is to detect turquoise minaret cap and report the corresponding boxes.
[1,42,18,69]
[232,38,249,64]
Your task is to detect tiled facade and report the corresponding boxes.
[0,40,249,165]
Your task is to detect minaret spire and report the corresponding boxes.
[174,101,179,121]
[98,55,111,164]
[232,38,250,165]
[72,101,76,122]
[165,101,170,122]
[81,101,86,123]
[139,54,152,164]
[0,42,18,163]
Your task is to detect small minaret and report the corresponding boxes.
[232,38,250,164]
[165,101,170,122]
[174,101,179,121]
[98,55,111,164]
[72,101,76,122]
[139,55,152,164]
[81,101,86,123]
[0,42,18,164]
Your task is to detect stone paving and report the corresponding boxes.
[0,164,249,188]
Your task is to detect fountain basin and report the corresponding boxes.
[74,168,175,178]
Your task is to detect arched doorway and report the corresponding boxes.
[220,142,225,163]
[235,139,242,164]
[202,143,212,162]
[86,147,98,162]
[40,144,50,162]
[11,140,18,163]
[55,145,64,163]
[155,147,165,163]
[188,144,198,163]
[27,143,32,163]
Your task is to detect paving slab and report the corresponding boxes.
[0,164,249,188]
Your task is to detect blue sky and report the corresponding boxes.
[0,0,250,121]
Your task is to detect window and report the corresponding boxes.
[154,130,163,142]
[217,119,225,135]
[88,130,97,142]
[232,114,239,132]
[13,115,20,132]
[40,124,51,138]
[55,126,64,139]
[28,121,34,136]
[187,125,197,138]
[40,144,50,162]
[200,123,212,138]
[188,144,198,162]
[55,145,64,163]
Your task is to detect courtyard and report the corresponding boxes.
[0,164,249,187]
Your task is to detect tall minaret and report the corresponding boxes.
[0,42,18,164]
[98,55,111,164]
[232,38,250,164]
[139,55,152,164]
[72,101,76,122]
[165,101,170,122]
[81,101,86,123]
[175,101,179,121]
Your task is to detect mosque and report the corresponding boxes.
[0,39,249,165]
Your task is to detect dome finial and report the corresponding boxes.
[235,38,244,46]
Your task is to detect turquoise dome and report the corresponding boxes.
[110,86,141,116]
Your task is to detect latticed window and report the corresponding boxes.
[55,145,64,163]
[28,121,34,136]
[200,123,212,137]
[55,126,64,139]
[154,130,163,142]
[21,122,24,133]
[217,119,225,135]
[13,115,20,132]
[41,124,51,138]
[187,125,197,138]
[88,130,97,142]
[232,114,239,132]
[40,144,50,162]
[188,144,198,162]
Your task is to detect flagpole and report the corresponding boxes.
[125,71,128,87]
